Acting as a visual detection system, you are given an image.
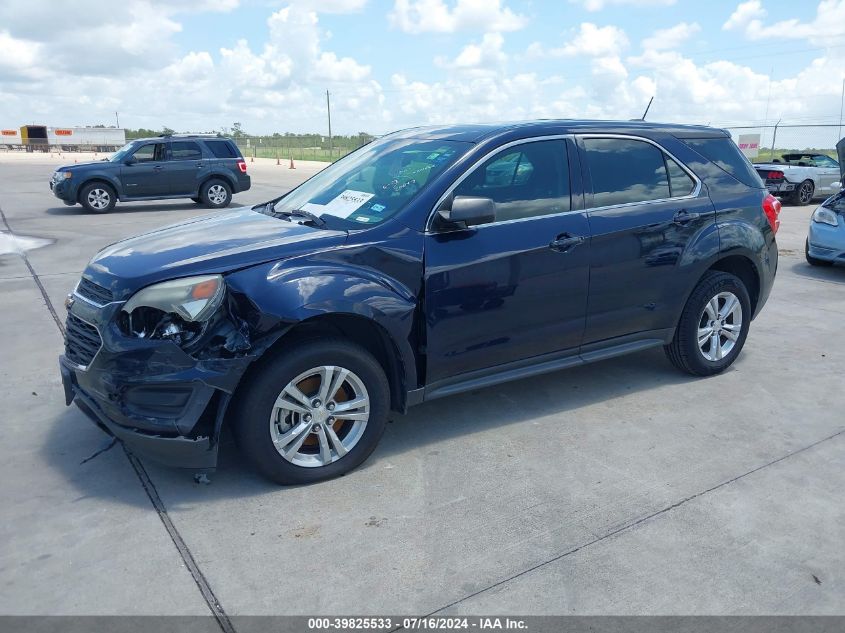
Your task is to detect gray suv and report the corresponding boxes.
[50,135,251,213]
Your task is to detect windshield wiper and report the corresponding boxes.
[273,208,328,229]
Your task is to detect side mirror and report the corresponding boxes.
[437,196,495,228]
[123,157,136,166]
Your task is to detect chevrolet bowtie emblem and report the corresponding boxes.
[65,294,75,310]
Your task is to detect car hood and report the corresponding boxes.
[84,207,347,299]
[57,161,113,171]
[837,137,845,181]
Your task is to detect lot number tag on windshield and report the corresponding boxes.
[319,190,375,218]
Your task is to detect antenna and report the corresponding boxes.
[640,96,654,121]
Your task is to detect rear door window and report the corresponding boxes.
[583,138,671,206]
[170,141,202,160]
[681,137,762,187]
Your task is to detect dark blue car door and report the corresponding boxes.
[424,138,590,384]
[168,140,208,195]
[120,142,168,197]
[577,135,716,345]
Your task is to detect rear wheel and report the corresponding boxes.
[805,238,833,267]
[789,179,814,205]
[665,271,751,376]
[200,179,231,208]
[79,182,116,213]
[232,339,390,485]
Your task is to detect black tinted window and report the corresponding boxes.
[682,137,761,187]
[205,140,238,158]
[171,141,202,160]
[454,140,570,223]
[584,138,671,206]
[666,156,695,197]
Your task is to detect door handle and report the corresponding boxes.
[549,234,585,252]
[153,165,163,171]
[196,162,203,168]
[673,209,700,225]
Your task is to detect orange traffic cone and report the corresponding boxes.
[289,156,295,169]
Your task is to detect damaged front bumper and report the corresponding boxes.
[60,292,255,469]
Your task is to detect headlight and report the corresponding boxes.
[812,207,839,227]
[123,275,224,322]
[56,171,72,180]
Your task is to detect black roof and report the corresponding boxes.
[390,119,728,143]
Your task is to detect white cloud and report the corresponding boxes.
[723,0,845,43]
[642,22,700,51]
[572,0,675,11]
[436,33,507,69]
[389,0,528,33]
[562,23,629,56]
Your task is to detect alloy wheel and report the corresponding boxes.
[87,188,110,210]
[697,291,743,362]
[208,184,228,205]
[798,182,814,204]
[269,366,370,468]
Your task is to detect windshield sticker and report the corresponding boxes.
[370,203,386,213]
[354,216,372,222]
[321,190,375,218]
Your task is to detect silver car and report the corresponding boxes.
[805,139,845,266]
[756,152,841,205]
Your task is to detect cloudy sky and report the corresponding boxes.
[1,0,844,136]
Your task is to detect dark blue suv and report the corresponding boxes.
[50,135,250,212]
[59,120,780,484]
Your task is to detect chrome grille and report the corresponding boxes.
[65,314,102,367]
[76,278,113,305]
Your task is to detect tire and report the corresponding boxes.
[79,182,116,213]
[664,271,751,377]
[805,238,833,267]
[789,179,815,206]
[232,338,390,485]
[200,179,232,208]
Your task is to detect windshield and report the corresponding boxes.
[269,137,472,228]
[110,141,141,162]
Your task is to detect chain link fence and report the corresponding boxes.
[721,123,843,163]
[231,135,375,163]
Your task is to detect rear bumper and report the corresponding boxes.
[234,174,251,193]
[765,181,796,196]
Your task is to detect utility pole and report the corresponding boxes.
[326,90,333,160]
[839,77,844,140]
[115,111,120,128]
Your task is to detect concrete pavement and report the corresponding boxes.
[0,152,842,619]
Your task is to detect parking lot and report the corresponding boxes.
[1,151,843,618]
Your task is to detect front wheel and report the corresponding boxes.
[200,179,232,208]
[79,182,116,213]
[664,271,751,376]
[232,339,390,485]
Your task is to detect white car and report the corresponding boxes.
[755,152,841,205]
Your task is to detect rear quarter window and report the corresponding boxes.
[681,137,762,188]
[205,140,239,158]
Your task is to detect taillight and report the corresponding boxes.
[766,170,784,180]
[237,159,247,173]
[762,193,781,234]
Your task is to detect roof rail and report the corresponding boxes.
[157,133,220,138]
